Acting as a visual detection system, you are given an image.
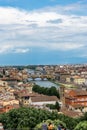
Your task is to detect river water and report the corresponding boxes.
[36,81,59,88]
[28,69,59,88]
[28,78,58,88]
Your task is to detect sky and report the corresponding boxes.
[0,0,87,65]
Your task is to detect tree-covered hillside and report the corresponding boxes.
[0,107,80,130]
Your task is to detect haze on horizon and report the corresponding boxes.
[0,0,87,65]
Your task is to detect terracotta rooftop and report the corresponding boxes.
[65,89,87,98]
[75,90,87,96]
[31,95,58,102]
[71,104,84,108]
[60,108,82,118]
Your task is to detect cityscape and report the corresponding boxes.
[0,0,87,129]
[0,64,87,129]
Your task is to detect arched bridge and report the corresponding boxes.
[28,74,48,81]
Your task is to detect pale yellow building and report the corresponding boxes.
[73,76,86,85]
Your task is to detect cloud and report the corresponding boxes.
[0,3,87,55]
[47,19,62,24]
[40,1,87,15]
[79,54,87,57]
[48,43,85,51]
[0,45,13,54]
[0,44,30,54]
[14,48,30,53]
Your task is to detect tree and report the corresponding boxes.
[32,85,60,98]
[74,121,87,130]
[57,114,78,130]
[35,119,66,130]
[80,112,87,121]
[46,102,60,111]
[0,107,78,130]
[55,102,60,111]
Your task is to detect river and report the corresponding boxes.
[28,69,59,88]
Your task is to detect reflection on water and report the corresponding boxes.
[28,78,47,81]
[28,78,58,88]
[34,80,58,88]
[28,69,59,88]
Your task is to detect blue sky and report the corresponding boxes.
[0,0,87,65]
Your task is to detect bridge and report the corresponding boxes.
[28,73,54,80]
[28,74,48,80]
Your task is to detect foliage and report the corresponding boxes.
[0,107,51,129]
[79,112,87,121]
[55,102,60,111]
[74,121,87,130]
[32,85,60,98]
[56,114,79,130]
[46,102,60,111]
[46,104,56,110]
[26,65,37,70]
[35,119,66,130]
[0,107,80,130]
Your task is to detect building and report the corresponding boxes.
[60,107,82,118]
[73,76,86,85]
[30,94,58,107]
[18,83,33,93]
[14,91,58,108]
[65,89,87,112]
[0,92,19,113]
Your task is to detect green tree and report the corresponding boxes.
[74,121,87,130]
[80,112,87,121]
[55,102,60,111]
[35,119,66,130]
[46,102,60,111]
[57,114,78,130]
[0,107,78,130]
[32,85,60,98]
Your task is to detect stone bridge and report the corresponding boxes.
[28,74,48,80]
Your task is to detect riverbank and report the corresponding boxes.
[30,80,58,88]
[48,79,77,89]
[56,82,78,88]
